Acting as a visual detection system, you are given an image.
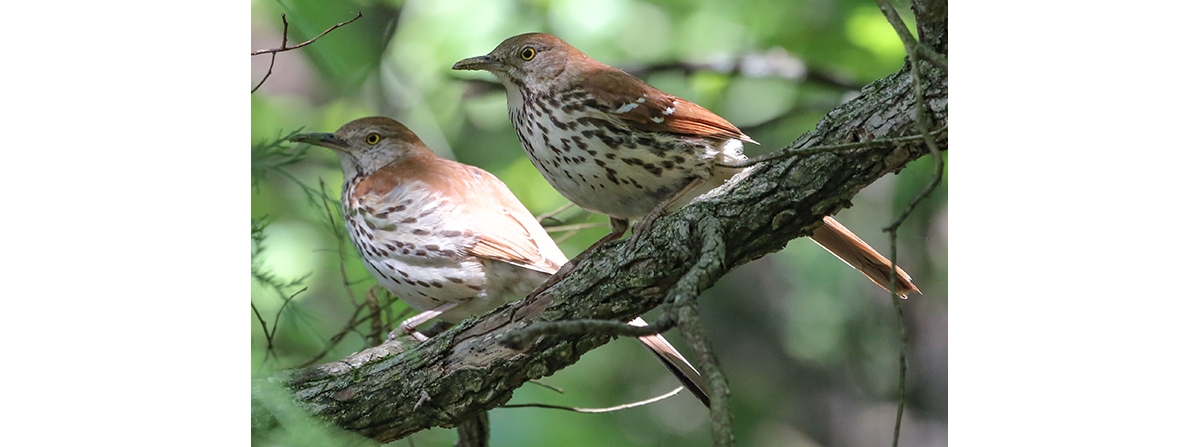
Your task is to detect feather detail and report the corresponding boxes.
[577,69,756,144]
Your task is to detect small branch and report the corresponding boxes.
[874,0,948,70]
[535,202,577,225]
[503,215,734,446]
[624,50,863,91]
[252,303,273,352]
[672,216,733,446]
[501,387,684,413]
[251,11,363,93]
[298,301,366,368]
[876,1,947,445]
[254,286,307,363]
[251,14,288,94]
[251,11,363,56]
[887,244,910,447]
[543,222,608,234]
[883,70,944,235]
[454,412,488,447]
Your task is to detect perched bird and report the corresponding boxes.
[453,33,918,296]
[289,116,710,406]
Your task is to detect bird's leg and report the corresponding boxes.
[529,217,629,296]
[624,177,705,256]
[388,302,459,342]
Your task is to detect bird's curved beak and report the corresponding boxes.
[289,132,349,151]
[452,55,502,72]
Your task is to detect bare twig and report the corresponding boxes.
[298,301,367,368]
[251,11,363,93]
[251,14,288,94]
[882,74,944,233]
[874,0,948,70]
[543,222,608,234]
[253,287,307,363]
[874,1,947,446]
[252,303,273,351]
[501,387,684,413]
[526,381,565,394]
[251,216,313,363]
[251,11,364,56]
[535,202,577,225]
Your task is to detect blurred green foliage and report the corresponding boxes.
[251,0,946,445]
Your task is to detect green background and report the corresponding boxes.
[250,0,947,445]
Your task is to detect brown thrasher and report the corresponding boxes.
[289,116,710,407]
[453,33,918,296]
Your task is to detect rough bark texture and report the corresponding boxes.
[259,0,947,442]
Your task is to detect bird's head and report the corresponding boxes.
[452,33,602,94]
[289,116,430,178]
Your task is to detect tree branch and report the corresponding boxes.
[257,44,947,442]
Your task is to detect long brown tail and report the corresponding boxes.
[809,216,920,297]
[629,317,710,408]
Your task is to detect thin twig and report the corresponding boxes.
[883,77,944,233]
[887,233,910,447]
[501,387,684,413]
[535,202,577,225]
[298,301,367,368]
[255,287,307,363]
[553,230,581,244]
[875,1,947,445]
[251,11,363,93]
[526,381,566,394]
[251,11,363,56]
[251,14,287,94]
[252,302,273,351]
[543,222,608,234]
[273,287,306,337]
[874,0,948,70]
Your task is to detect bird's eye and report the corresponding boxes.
[520,47,536,61]
[365,133,381,145]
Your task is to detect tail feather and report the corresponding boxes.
[809,216,921,297]
[629,317,710,408]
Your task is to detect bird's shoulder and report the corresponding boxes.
[574,68,754,143]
